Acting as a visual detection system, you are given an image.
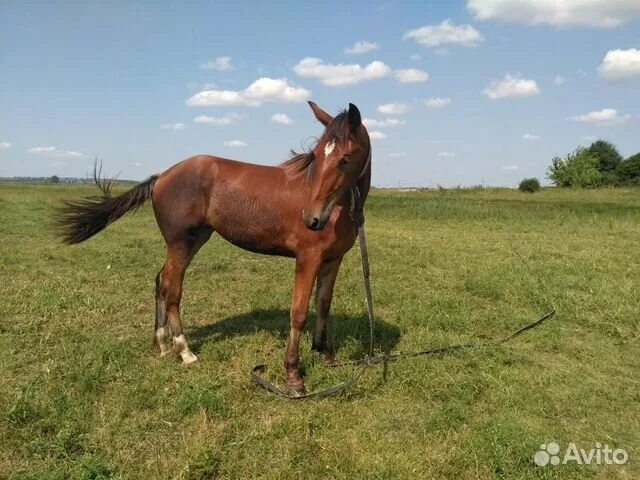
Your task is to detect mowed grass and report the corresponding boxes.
[0,183,639,479]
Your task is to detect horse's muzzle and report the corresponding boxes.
[303,210,328,231]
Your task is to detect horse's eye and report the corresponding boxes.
[339,157,349,167]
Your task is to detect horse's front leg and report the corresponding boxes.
[285,254,321,396]
[312,257,343,364]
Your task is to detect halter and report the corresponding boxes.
[349,143,371,225]
[358,142,372,180]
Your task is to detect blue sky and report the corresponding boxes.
[1,0,639,187]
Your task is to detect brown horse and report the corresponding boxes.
[57,101,371,394]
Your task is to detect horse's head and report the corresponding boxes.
[303,101,371,231]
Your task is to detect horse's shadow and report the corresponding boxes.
[189,308,401,359]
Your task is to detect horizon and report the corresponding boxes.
[1,1,638,187]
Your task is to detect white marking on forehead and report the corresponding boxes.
[324,140,335,157]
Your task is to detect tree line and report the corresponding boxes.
[547,140,640,188]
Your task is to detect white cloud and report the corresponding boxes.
[187,77,310,107]
[0,141,12,150]
[553,74,568,85]
[570,108,631,126]
[377,103,410,115]
[200,56,234,71]
[28,146,56,154]
[369,131,386,140]
[598,49,640,81]
[582,135,597,141]
[223,140,248,147]
[468,0,640,28]
[345,40,380,55]
[389,152,407,157]
[394,68,429,83]
[404,20,484,48]
[522,133,540,140]
[60,151,85,158]
[483,74,540,99]
[438,152,455,157]
[502,165,519,170]
[424,97,451,108]
[293,57,391,86]
[50,160,67,167]
[161,122,186,130]
[362,118,406,129]
[294,58,426,86]
[410,54,421,61]
[193,113,244,126]
[132,162,143,167]
[271,113,294,125]
[27,146,86,158]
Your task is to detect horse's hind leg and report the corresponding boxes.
[156,226,213,364]
[154,267,171,356]
[312,257,343,364]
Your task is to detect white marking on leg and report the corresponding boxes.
[156,327,170,356]
[174,334,198,365]
[324,140,335,157]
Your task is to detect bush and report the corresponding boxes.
[547,148,601,188]
[616,153,640,185]
[518,178,540,193]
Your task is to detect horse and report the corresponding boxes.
[57,101,371,395]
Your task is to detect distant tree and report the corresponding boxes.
[587,140,623,185]
[518,177,540,193]
[547,156,571,187]
[547,148,601,188]
[616,153,640,185]
[50,175,60,184]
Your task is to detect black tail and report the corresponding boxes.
[57,168,158,244]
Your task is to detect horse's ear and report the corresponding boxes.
[348,103,361,132]
[308,101,333,127]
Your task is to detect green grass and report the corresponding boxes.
[1,184,639,479]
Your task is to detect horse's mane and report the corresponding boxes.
[280,150,316,178]
[280,109,351,179]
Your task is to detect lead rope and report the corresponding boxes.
[352,187,374,358]
[250,188,555,399]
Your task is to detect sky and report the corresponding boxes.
[1,0,639,187]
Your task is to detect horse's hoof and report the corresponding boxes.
[158,343,172,358]
[286,382,306,397]
[323,354,338,366]
[180,351,198,365]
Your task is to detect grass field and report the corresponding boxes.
[1,183,639,479]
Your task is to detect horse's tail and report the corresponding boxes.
[57,174,158,244]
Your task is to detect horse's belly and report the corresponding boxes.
[214,221,296,257]
[209,186,296,257]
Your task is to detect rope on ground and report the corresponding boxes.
[250,221,556,400]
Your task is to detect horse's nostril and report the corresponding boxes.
[310,217,320,230]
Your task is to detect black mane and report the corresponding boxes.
[280,109,350,178]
